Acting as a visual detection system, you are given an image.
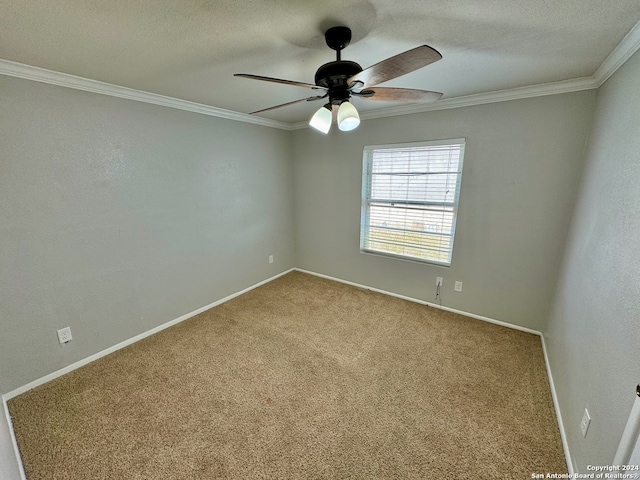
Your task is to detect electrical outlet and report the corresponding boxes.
[436,277,443,287]
[57,327,72,344]
[454,281,463,292]
[268,255,274,264]
[580,408,591,437]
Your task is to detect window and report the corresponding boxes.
[360,139,465,266]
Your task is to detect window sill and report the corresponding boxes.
[360,249,451,268]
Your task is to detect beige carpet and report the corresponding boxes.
[9,271,566,479]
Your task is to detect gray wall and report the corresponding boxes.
[2,51,638,475]
[0,76,295,394]
[545,49,640,471]
[292,92,596,331]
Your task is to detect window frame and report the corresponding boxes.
[359,138,466,267]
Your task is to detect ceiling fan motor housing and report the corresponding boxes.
[315,60,362,104]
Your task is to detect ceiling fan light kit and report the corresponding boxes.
[337,101,360,132]
[235,26,443,133]
[309,104,333,134]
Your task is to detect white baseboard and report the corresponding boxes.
[1,268,295,479]
[294,268,541,335]
[295,267,574,474]
[1,397,26,480]
[540,335,575,475]
[3,268,294,401]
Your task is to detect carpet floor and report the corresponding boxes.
[9,271,567,479]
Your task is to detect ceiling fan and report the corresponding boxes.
[234,26,443,133]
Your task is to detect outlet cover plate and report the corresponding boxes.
[57,327,72,344]
[454,281,463,292]
[436,277,443,287]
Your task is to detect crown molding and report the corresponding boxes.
[289,76,597,130]
[0,59,292,131]
[2,16,639,132]
[593,18,640,87]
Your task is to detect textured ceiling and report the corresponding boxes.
[1,0,639,123]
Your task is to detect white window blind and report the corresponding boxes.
[360,139,465,266]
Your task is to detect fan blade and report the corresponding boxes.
[355,87,442,103]
[347,45,442,88]
[332,104,338,123]
[235,74,326,90]
[249,95,326,115]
